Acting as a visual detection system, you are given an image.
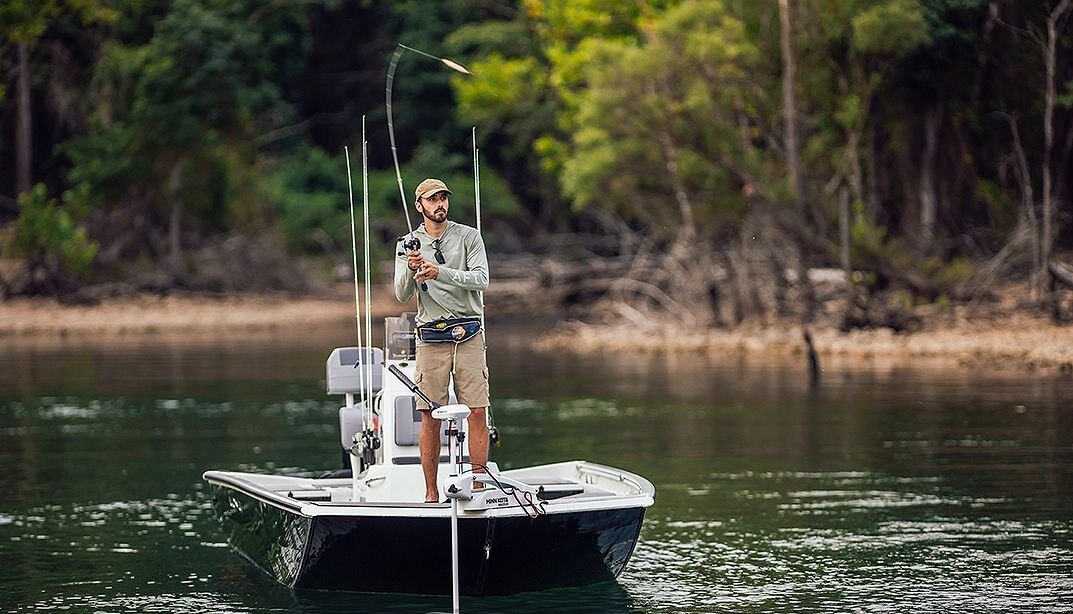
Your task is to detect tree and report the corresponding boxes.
[996,0,1073,298]
[65,0,310,276]
[453,0,671,231]
[0,0,115,197]
[561,1,792,238]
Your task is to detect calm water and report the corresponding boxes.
[1,322,1072,613]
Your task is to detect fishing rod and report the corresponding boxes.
[343,119,380,471]
[386,43,472,291]
[385,46,473,614]
[361,116,374,425]
[344,143,371,471]
[471,126,500,449]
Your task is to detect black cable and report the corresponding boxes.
[466,463,545,518]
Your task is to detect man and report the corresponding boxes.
[394,177,490,503]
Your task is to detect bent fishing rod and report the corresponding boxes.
[386,43,472,292]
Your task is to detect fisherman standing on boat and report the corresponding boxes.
[394,178,490,503]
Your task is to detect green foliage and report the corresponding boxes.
[9,184,98,277]
[132,0,305,147]
[267,142,521,255]
[3,0,1071,297]
[973,178,1017,231]
[849,201,889,253]
[0,0,116,45]
[561,0,766,234]
[521,0,664,43]
[454,54,548,130]
[926,255,975,288]
[849,201,975,297]
[447,20,539,58]
[1059,79,1073,109]
[851,0,929,57]
[269,145,367,253]
[63,0,310,253]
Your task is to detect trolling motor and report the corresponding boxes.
[386,365,538,511]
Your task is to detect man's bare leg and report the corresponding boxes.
[420,412,443,502]
[467,407,488,486]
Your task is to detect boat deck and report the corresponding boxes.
[206,460,653,514]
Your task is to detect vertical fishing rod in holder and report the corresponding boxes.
[342,120,381,478]
[386,43,472,293]
[471,127,500,450]
[387,365,468,614]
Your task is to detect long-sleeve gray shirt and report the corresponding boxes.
[394,221,488,325]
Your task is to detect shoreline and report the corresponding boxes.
[1,289,1070,374]
[0,285,406,341]
[536,315,1073,374]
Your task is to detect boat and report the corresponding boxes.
[202,312,655,597]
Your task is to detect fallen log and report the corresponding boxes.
[1046,260,1073,323]
[1049,260,1073,287]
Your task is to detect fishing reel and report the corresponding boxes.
[350,428,381,472]
[397,235,420,256]
[397,235,428,291]
[361,428,380,468]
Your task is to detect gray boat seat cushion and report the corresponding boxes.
[394,395,466,447]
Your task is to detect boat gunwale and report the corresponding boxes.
[203,460,654,519]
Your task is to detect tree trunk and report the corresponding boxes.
[15,43,33,195]
[1007,114,1039,298]
[778,0,806,223]
[656,130,697,248]
[918,102,943,253]
[168,159,186,275]
[839,186,851,280]
[1040,0,1072,297]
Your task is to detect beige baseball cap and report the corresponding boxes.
[415,178,452,200]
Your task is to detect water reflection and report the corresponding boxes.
[1,323,1072,612]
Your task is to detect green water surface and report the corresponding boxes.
[1,324,1070,613]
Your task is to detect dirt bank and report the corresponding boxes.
[0,285,410,338]
[1,287,1070,374]
[536,314,1073,374]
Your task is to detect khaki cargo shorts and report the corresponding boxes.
[414,333,489,410]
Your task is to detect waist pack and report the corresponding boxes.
[416,317,482,343]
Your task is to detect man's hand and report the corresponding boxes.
[406,250,426,272]
[414,262,439,283]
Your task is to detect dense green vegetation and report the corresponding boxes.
[1,1,1071,323]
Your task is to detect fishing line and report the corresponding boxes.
[386,46,414,238]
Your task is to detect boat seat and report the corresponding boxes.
[394,395,466,447]
[326,347,384,395]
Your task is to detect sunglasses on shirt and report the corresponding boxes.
[432,239,445,264]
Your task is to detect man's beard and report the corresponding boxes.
[421,207,447,223]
